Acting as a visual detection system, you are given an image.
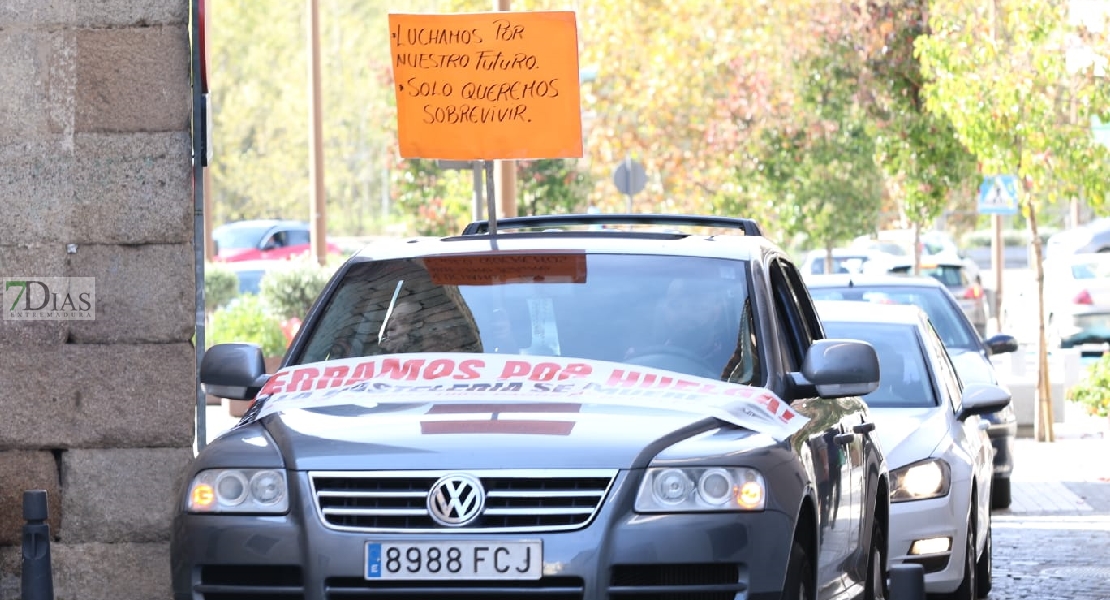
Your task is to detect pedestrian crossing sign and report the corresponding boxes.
[977,175,1020,215]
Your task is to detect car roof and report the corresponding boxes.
[215,219,308,231]
[348,215,781,263]
[814,299,925,325]
[804,273,948,289]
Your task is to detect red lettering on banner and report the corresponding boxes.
[559,363,592,379]
[500,360,531,379]
[424,358,454,379]
[530,362,561,381]
[607,369,640,387]
[344,360,377,385]
[260,370,290,395]
[291,367,320,391]
[673,379,699,391]
[381,358,425,380]
[457,359,483,379]
[319,365,350,389]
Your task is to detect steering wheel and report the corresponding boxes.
[623,344,718,379]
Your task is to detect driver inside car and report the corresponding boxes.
[624,278,738,379]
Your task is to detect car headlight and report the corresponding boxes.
[187,469,289,514]
[635,467,766,512]
[890,459,951,502]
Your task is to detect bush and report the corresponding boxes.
[260,260,335,321]
[1067,352,1110,417]
[207,294,288,357]
[204,262,240,311]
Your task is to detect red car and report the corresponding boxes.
[213,219,341,262]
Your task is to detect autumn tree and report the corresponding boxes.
[919,0,1110,441]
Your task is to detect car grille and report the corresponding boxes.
[324,576,584,600]
[310,469,617,533]
[609,564,746,600]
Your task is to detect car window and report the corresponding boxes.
[285,229,311,246]
[295,254,763,385]
[213,225,272,251]
[820,321,937,408]
[921,318,964,412]
[768,258,814,370]
[807,285,979,350]
[807,255,871,275]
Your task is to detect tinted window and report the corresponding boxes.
[285,229,311,245]
[296,254,761,384]
[807,285,979,350]
[214,225,271,251]
[821,321,937,408]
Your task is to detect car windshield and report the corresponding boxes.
[295,253,761,384]
[213,225,271,251]
[1071,256,1110,279]
[820,321,937,408]
[807,285,979,350]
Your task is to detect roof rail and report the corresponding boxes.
[460,213,764,237]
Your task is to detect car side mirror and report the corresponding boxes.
[958,383,1011,420]
[801,339,881,399]
[200,343,268,400]
[983,333,1018,355]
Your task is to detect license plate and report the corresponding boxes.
[365,540,543,580]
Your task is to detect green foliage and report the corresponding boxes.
[1067,353,1110,417]
[517,159,593,215]
[391,159,474,236]
[259,261,336,321]
[207,295,288,357]
[204,263,240,312]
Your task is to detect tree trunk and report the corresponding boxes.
[912,221,922,276]
[1029,202,1055,443]
[825,240,834,274]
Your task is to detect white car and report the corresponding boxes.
[817,300,1011,600]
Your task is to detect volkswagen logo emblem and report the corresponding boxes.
[427,473,486,527]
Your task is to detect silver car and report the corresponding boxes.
[174,213,891,600]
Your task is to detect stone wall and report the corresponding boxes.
[0,2,194,599]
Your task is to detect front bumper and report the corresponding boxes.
[171,471,797,600]
[887,490,971,595]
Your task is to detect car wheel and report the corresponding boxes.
[864,516,888,600]
[976,512,993,598]
[946,519,977,600]
[781,540,814,600]
[991,477,1011,510]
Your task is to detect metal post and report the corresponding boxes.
[992,214,1004,328]
[888,564,926,600]
[485,160,499,247]
[191,0,208,452]
[493,0,516,218]
[308,0,327,266]
[21,490,54,600]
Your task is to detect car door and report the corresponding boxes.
[768,257,857,591]
[924,318,992,533]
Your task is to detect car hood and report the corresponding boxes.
[867,406,949,470]
[245,353,809,471]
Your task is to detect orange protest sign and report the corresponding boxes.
[388,11,583,160]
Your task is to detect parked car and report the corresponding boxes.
[213,219,342,262]
[177,213,891,600]
[1046,217,1110,258]
[1003,252,1110,348]
[853,230,982,285]
[883,258,988,336]
[799,248,898,277]
[805,274,1020,510]
[817,300,1010,600]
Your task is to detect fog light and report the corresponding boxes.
[910,537,951,555]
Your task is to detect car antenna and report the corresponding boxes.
[848,278,855,288]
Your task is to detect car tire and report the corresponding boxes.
[946,518,977,600]
[976,512,993,598]
[781,540,814,600]
[864,515,888,600]
[991,477,1011,510]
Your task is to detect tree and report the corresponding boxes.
[919,0,1110,441]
